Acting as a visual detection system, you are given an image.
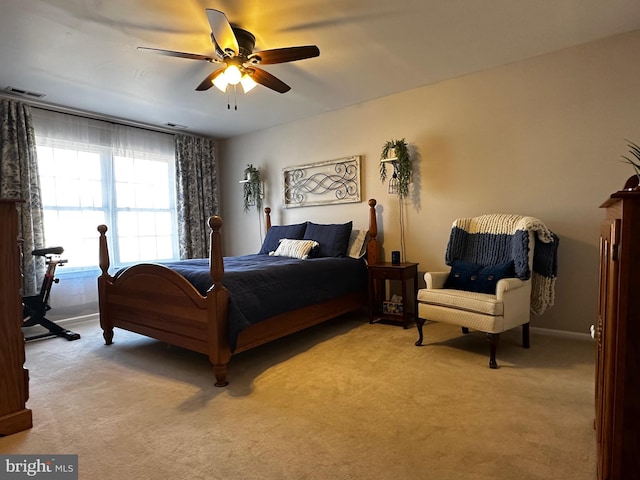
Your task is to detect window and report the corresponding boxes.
[113,155,175,263]
[33,109,178,271]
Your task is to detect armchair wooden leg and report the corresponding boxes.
[415,318,426,346]
[487,333,499,369]
[522,323,530,349]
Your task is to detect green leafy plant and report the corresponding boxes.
[379,138,412,198]
[622,139,640,179]
[242,164,263,212]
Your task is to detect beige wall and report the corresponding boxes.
[218,29,640,335]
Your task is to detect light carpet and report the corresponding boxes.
[1,315,596,480]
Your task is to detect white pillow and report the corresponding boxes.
[269,239,319,259]
[347,229,368,259]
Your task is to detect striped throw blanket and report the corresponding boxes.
[445,214,559,315]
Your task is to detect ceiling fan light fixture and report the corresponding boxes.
[240,74,257,93]
[224,64,242,85]
[212,73,228,92]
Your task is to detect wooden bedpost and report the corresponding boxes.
[98,224,110,277]
[206,215,231,387]
[264,207,271,232]
[367,199,380,265]
[208,216,224,286]
[97,224,114,345]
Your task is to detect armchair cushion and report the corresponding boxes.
[444,260,515,294]
[418,288,504,316]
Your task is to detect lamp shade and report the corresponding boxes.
[225,65,242,85]
[387,162,400,194]
[240,74,257,93]
[213,73,228,92]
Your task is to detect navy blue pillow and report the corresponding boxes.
[475,261,516,293]
[445,260,515,294]
[444,260,481,291]
[303,221,353,257]
[258,223,307,255]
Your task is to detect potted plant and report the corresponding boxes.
[379,138,413,264]
[622,139,640,189]
[242,164,263,212]
[379,138,412,198]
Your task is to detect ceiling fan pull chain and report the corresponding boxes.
[234,85,238,110]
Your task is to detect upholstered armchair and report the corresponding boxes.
[415,214,558,368]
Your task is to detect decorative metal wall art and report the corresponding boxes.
[283,156,361,208]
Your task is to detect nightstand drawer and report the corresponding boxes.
[369,268,405,281]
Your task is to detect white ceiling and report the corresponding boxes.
[1,0,639,139]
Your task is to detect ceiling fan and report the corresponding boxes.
[138,8,320,95]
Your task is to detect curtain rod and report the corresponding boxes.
[0,91,210,139]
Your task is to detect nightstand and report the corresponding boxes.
[367,262,419,329]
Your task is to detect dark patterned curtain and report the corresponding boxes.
[175,134,219,259]
[0,99,45,296]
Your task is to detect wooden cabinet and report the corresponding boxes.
[596,189,640,479]
[0,199,32,436]
[367,262,419,329]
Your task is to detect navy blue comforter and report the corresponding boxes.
[154,254,367,351]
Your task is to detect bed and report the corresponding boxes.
[97,199,380,386]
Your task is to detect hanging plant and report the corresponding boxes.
[379,138,412,198]
[242,164,263,212]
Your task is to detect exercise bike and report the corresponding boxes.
[22,246,81,341]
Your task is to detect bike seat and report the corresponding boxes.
[31,246,64,256]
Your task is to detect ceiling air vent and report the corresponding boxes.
[164,122,188,130]
[5,86,46,99]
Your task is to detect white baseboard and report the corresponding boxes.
[23,313,99,337]
[530,326,593,342]
[28,314,594,342]
[55,313,99,326]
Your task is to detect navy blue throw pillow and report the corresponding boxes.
[258,223,308,255]
[475,261,516,293]
[444,260,481,291]
[303,221,353,257]
[445,260,515,294]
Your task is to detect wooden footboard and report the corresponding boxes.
[98,217,231,386]
[97,200,379,386]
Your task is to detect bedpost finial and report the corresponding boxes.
[208,216,223,231]
[368,198,377,208]
[98,224,110,276]
[264,207,272,233]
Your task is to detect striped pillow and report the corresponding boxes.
[347,229,368,259]
[269,239,319,259]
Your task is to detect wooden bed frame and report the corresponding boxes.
[97,199,380,386]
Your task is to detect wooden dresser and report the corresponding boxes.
[596,188,640,479]
[0,199,32,435]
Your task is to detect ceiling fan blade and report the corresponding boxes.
[195,68,225,91]
[209,33,226,59]
[249,68,291,94]
[248,45,320,65]
[137,46,216,63]
[206,9,239,57]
